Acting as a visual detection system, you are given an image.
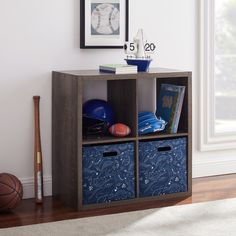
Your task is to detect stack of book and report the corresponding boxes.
[99,64,138,74]
[156,83,185,133]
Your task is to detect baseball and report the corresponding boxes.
[91,3,120,35]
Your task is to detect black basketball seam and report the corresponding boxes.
[0,181,22,196]
[0,174,23,198]
[0,181,18,192]
[8,175,17,192]
[9,174,23,198]
[0,188,15,196]
[2,195,17,210]
[0,180,22,198]
[0,183,22,210]
[0,174,15,189]
[1,192,19,210]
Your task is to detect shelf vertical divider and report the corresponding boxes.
[77,78,83,210]
[187,73,192,195]
[52,72,80,210]
[107,78,139,198]
[135,78,139,198]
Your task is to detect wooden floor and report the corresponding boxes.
[1,174,236,229]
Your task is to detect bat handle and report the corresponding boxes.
[33,96,41,150]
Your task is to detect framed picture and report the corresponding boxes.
[80,0,129,49]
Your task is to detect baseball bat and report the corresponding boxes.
[33,96,44,204]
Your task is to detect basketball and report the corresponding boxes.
[0,173,23,212]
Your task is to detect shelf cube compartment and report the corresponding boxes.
[139,137,187,197]
[156,77,189,134]
[82,79,137,142]
[107,79,137,137]
[82,142,135,205]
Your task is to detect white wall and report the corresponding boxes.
[0,0,235,199]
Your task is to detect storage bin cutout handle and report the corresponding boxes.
[103,151,118,157]
[157,146,172,152]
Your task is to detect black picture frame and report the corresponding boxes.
[80,0,129,49]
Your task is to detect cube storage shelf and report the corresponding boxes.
[52,68,192,211]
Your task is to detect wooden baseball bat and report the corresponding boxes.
[33,96,43,204]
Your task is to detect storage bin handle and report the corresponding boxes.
[103,151,118,157]
[157,146,172,152]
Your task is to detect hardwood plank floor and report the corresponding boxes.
[1,174,236,229]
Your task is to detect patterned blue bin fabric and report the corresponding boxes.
[139,137,187,197]
[83,142,135,205]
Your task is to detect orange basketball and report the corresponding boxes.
[0,173,23,211]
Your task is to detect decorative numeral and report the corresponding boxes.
[129,43,136,51]
[144,43,156,52]
[124,42,137,54]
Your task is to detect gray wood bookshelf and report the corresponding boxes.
[52,68,192,211]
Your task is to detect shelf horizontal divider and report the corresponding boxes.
[138,132,189,141]
[82,133,188,145]
[82,136,137,145]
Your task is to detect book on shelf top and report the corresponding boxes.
[99,64,138,74]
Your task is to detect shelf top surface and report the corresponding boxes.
[53,67,191,80]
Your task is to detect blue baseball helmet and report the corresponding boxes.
[83,99,115,127]
[138,112,167,135]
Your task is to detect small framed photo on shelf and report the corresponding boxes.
[80,0,129,49]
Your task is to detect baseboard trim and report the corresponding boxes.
[19,160,236,199]
[193,159,236,178]
[20,176,52,199]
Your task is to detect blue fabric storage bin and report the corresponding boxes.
[139,137,187,197]
[83,142,135,205]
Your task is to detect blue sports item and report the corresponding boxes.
[138,112,167,135]
[83,117,109,137]
[83,99,115,127]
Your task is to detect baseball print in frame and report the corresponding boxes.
[80,0,129,48]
